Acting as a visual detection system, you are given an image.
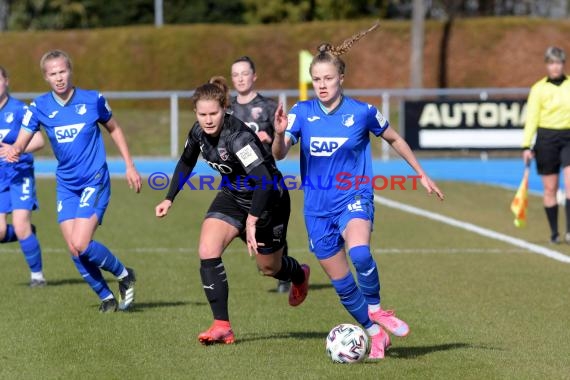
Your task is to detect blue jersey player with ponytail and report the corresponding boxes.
[273,23,444,359]
[0,66,46,287]
[2,50,142,313]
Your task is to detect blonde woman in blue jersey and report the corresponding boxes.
[273,23,444,359]
[3,50,141,313]
[522,47,570,244]
[0,65,46,287]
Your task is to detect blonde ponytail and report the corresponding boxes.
[310,20,380,75]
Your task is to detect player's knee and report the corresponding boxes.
[543,192,557,206]
[543,181,558,195]
[13,223,32,240]
[544,187,557,196]
[70,238,90,254]
[198,243,222,260]
[65,240,79,256]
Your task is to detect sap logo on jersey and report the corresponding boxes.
[309,137,348,157]
[54,123,86,143]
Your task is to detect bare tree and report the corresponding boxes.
[410,0,425,89]
[0,0,9,31]
[437,0,462,88]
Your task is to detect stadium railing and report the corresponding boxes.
[13,88,529,159]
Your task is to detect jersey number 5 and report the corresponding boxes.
[22,178,31,195]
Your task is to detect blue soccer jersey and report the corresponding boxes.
[22,88,112,190]
[286,96,389,216]
[0,96,33,186]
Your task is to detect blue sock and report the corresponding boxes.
[81,240,126,278]
[331,272,373,328]
[72,255,113,301]
[1,224,17,243]
[19,234,43,272]
[349,245,381,306]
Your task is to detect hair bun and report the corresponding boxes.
[206,76,230,108]
[209,75,227,89]
[317,43,332,53]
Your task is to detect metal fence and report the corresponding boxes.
[13,87,530,159]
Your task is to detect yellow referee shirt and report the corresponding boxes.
[522,76,570,148]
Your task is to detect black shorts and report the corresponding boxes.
[534,128,570,175]
[205,189,290,254]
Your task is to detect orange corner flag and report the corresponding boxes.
[511,166,529,228]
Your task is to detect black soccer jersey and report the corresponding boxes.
[166,113,282,213]
[229,93,277,153]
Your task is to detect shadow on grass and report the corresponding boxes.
[238,331,328,343]
[386,343,498,359]
[267,282,332,293]
[28,278,87,287]
[309,283,333,291]
[128,300,206,312]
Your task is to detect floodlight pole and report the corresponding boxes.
[155,0,164,28]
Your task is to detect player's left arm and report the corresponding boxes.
[98,94,141,193]
[366,104,443,200]
[102,117,142,193]
[381,127,444,200]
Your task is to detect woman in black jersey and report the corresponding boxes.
[229,56,277,153]
[229,57,291,293]
[155,79,310,345]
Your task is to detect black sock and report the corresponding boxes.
[273,252,305,285]
[565,200,570,233]
[200,258,229,321]
[276,242,291,285]
[545,205,559,239]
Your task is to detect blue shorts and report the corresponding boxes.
[0,170,39,213]
[304,196,374,260]
[56,173,111,224]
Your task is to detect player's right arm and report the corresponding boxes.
[23,132,45,153]
[155,125,201,218]
[273,103,300,160]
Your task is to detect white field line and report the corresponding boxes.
[374,195,570,264]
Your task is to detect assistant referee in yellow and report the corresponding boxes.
[523,46,570,244]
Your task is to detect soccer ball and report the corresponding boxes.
[325,323,369,363]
